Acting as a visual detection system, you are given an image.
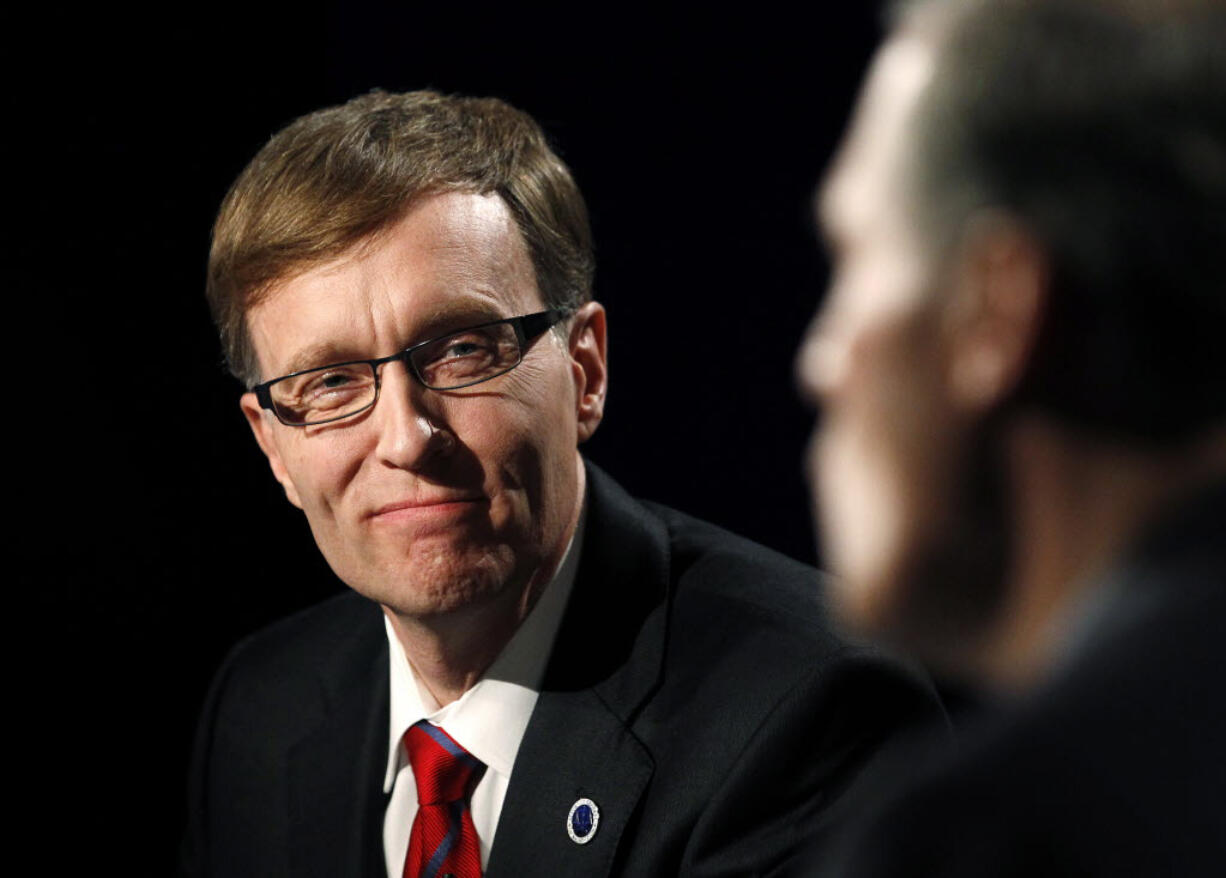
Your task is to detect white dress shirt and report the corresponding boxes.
[382,508,585,877]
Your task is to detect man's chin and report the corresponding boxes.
[865,521,1012,681]
[348,544,521,619]
[827,421,1014,679]
[825,564,899,635]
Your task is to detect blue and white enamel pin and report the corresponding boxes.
[567,798,600,844]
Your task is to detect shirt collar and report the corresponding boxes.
[382,500,586,792]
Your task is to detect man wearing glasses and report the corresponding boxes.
[182,90,941,878]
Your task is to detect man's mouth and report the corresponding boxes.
[368,496,487,521]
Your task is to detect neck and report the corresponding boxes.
[979,418,1226,690]
[384,598,529,706]
[384,459,586,707]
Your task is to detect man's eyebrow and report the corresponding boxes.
[414,300,507,337]
[282,342,367,375]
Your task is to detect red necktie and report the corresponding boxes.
[402,721,485,878]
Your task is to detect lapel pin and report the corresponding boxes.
[567,797,600,845]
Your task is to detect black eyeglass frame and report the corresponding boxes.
[252,307,573,427]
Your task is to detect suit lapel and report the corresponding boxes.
[486,464,670,877]
[484,689,654,877]
[288,610,391,878]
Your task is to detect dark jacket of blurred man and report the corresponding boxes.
[182,90,944,878]
[798,0,1226,874]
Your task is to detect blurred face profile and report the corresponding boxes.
[799,35,972,636]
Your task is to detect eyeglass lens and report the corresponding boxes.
[268,321,524,425]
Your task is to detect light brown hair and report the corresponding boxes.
[207,90,594,386]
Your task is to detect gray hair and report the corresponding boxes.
[895,0,1226,443]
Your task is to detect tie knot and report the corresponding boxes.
[403,721,484,806]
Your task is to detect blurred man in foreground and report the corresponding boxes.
[799,0,1226,872]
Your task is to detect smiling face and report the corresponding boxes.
[240,191,607,619]
[799,35,972,633]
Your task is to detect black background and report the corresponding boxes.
[22,2,883,871]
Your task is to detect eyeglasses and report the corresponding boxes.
[253,308,572,427]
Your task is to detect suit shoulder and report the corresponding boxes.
[644,500,845,652]
[645,500,940,720]
[612,501,945,876]
[211,590,384,708]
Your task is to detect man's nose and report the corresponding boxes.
[372,362,454,469]
[796,311,846,404]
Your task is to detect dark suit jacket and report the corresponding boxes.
[181,464,944,877]
[817,479,1226,877]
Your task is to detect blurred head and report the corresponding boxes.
[800,0,1226,665]
[210,93,608,622]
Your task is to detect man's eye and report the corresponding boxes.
[442,340,488,359]
[415,328,516,386]
[429,331,499,364]
[319,372,357,389]
[298,368,371,402]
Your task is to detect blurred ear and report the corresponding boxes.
[240,392,304,509]
[942,214,1047,413]
[567,302,609,443]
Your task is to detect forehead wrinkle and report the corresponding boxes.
[384,238,531,338]
[419,211,538,310]
[395,192,540,315]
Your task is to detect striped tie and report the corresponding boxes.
[402,721,485,878]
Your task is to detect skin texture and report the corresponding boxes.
[240,191,608,702]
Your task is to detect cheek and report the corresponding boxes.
[459,366,578,500]
[831,286,952,439]
[812,307,957,625]
[510,367,581,529]
[507,353,579,447]
[814,403,910,618]
[281,433,367,519]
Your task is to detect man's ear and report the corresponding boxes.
[941,214,1047,413]
[240,392,304,509]
[567,301,609,443]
